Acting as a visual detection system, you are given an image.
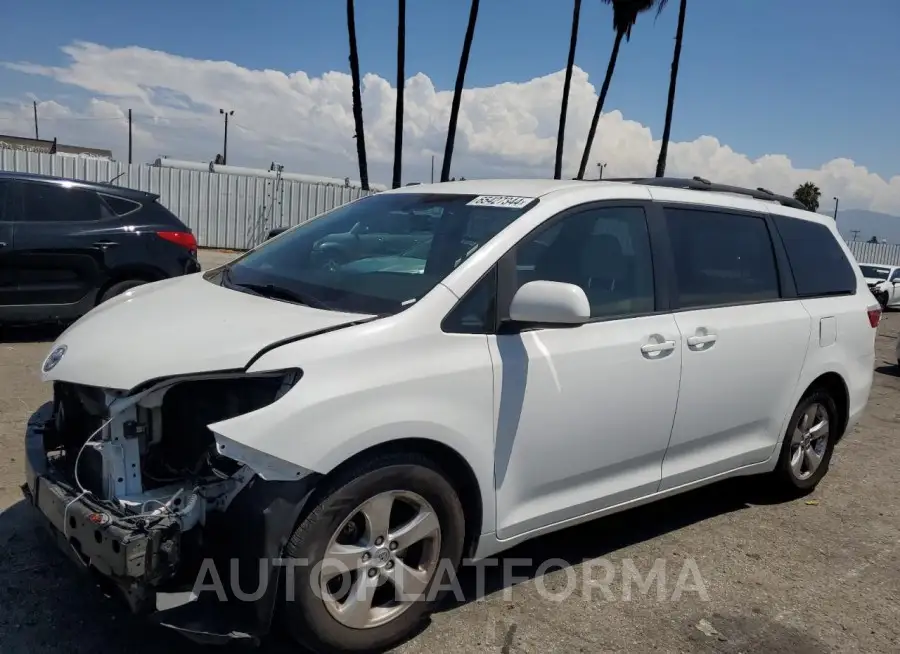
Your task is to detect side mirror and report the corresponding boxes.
[508,281,590,326]
[266,227,288,240]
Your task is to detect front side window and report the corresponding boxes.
[219,193,535,315]
[859,265,890,280]
[666,207,780,309]
[512,206,655,319]
[890,269,900,282]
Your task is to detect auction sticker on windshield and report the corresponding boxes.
[467,195,533,208]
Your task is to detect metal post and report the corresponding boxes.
[220,109,234,165]
[128,109,133,164]
[833,196,839,221]
[33,101,39,139]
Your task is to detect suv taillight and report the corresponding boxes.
[867,305,882,328]
[157,230,198,256]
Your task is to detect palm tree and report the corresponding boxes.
[554,0,583,180]
[576,0,658,180]
[346,0,369,191]
[441,0,480,183]
[654,0,684,178]
[793,181,822,212]
[392,0,406,189]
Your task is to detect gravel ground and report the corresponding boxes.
[1,257,898,653]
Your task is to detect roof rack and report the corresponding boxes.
[596,175,806,210]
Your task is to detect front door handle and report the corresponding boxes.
[0,241,7,248]
[687,334,718,347]
[93,240,119,248]
[641,340,676,354]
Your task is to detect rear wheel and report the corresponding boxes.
[771,389,838,495]
[281,453,466,653]
[98,279,147,304]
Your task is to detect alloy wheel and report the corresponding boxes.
[789,402,830,481]
[320,490,442,630]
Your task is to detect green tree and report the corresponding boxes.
[793,181,821,212]
[441,0,480,183]
[392,0,406,189]
[554,0,583,179]
[577,0,660,180]
[654,0,686,178]
[346,0,369,190]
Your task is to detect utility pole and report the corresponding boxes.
[219,108,234,165]
[33,100,39,139]
[833,196,839,221]
[596,161,607,180]
[128,109,133,164]
[431,155,434,183]
[850,229,860,242]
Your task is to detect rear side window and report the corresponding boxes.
[771,215,856,297]
[665,207,780,309]
[22,182,103,222]
[100,194,141,216]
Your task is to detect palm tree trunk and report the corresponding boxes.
[576,30,624,180]
[441,0,480,183]
[655,0,686,178]
[346,0,369,191]
[392,0,406,189]
[554,0,582,180]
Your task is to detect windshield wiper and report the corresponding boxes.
[231,281,333,310]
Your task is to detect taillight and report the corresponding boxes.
[157,230,197,255]
[867,305,882,328]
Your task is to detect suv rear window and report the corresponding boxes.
[771,215,856,297]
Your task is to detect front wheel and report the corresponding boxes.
[771,389,838,495]
[281,453,466,653]
[98,278,147,304]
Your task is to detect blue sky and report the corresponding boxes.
[0,0,898,207]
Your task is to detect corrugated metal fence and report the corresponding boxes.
[5,151,900,264]
[0,151,374,250]
[845,240,900,266]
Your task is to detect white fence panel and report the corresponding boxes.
[0,151,373,249]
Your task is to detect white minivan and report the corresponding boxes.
[23,177,878,652]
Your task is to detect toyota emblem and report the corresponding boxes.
[43,345,67,373]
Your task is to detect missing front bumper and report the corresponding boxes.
[22,401,321,646]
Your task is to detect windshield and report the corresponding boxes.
[860,265,890,280]
[217,192,536,315]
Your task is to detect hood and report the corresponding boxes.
[41,273,372,390]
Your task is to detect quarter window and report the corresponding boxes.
[665,207,780,309]
[512,206,655,319]
[771,215,856,297]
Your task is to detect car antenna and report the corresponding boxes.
[108,172,126,184]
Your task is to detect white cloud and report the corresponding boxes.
[2,41,899,214]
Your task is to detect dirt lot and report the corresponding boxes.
[1,259,899,653]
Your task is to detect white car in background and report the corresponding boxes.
[858,263,900,309]
[23,177,878,653]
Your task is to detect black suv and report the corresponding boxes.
[0,171,200,324]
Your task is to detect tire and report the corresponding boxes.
[98,279,147,304]
[771,388,839,495]
[281,452,466,653]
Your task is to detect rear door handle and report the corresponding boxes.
[641,340,676,354]
[0,241,7,248]
[93,240,119,248]
[687,334,718,347]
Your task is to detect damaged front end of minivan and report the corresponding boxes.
[22,367,320,646]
